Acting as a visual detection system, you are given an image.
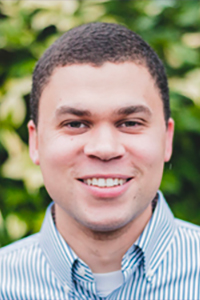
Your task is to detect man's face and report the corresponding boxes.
[28,62,174,233]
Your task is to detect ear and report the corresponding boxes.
[27,120,40,165]
[164,118,174,162]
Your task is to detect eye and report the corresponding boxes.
[60,120,89,134]
[66,121,86,128]
[116,119,146,133]
[119,120,142,127]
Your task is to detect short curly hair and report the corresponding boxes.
[30,22,170,126]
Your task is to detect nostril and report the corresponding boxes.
[84,139,125,161]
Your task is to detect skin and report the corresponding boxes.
[28,62,174,273]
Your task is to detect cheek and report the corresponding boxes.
[38,135,84,176]
[38,137,80,197]
[127,135,166,168]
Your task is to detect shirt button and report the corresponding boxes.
[146,269,154,282]
[64,285,70,294]
[78,266,86,277]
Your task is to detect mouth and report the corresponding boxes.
[78,177,133,188]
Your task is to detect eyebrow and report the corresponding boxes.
[55,106,91,117]
[55,104,152,118]
[116,105,152,116]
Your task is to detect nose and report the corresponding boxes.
[84,124,125,161]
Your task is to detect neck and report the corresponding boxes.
[55,204,152,273]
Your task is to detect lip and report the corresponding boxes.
[77,175,133,199]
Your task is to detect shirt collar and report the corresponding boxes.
[39,203,78,288]
[39,191,176,287]
[135,191,176,276]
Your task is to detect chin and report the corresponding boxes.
[81,217,130,234]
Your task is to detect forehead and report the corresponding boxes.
[39,62,163,119]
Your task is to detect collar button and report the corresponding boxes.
[78,266,86,277]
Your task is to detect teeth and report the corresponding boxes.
[119,179,123,185]
[87,179,92,185]
[92,178,98,186]
[113,178,119,186]
[106,178,114,187]
[84,178,126,187]
[98,178,106,187]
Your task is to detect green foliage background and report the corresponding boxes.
[0,0,200,247]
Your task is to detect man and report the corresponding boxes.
[0,22,199,300]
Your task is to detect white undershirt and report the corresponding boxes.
[93,270,124,297]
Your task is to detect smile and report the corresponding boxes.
[78,177,132,188]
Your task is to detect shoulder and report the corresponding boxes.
[0,233,46,291]
[0,233,41,261]
[174,218,200,245]
[175,218,200,233]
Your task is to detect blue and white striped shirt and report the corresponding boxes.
[0,191,200,300]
